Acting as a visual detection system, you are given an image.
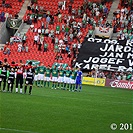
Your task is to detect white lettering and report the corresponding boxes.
[116,59,124,64]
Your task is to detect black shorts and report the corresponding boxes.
[0,75,7,81]
[25,79,33,85]
[8,78,14,84]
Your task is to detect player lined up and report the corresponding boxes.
[0,59,82,94]
[35,64,82,92]
[0,59,35,95]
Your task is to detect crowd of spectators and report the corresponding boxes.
[87,69,133,81]
[112,0,133,41]
[21,0,113,67]
[1,0,133,71]
[0,0,23,22]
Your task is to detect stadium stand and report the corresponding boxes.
[0,0,24,21]
[0,0,132,69]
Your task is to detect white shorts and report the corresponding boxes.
[34,75,38,81]
[44,77,50,81]
[64,77,70,84]
[38,74,44,80]
[52,77,58,82]
[70,79,76,84]
[58,76,64,83]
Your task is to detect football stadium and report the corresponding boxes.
[0,0,133,133]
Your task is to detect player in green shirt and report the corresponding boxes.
[51,66,59,89]
[64,67,72,90]
[44,65,51,87]
[57,66,65,89]
[37,63,45,87]
[70,68,77,91]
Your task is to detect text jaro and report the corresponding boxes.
[76,38,133,71]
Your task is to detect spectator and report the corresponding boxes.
[77,7,81,18]
[63,35,68,44]
[65,25,69,35]
[22,33,27,45]
[25,45,28,52]
[77,43,81,52]
[67,50,71,58]
[69,32,74,42]
[44,43,48,52]
[58,12,62,22]
[45,28,49,37]
[33,34,39,46]
[34,14,38,23]
[18,43,22,52]
[56,25,60,34]
[46,15,51,28]
[62,1,66,10]
[3,47,10,55]
[55,37,59,45]
[54,45,59,52]
[62,24,65,32]
[10,36,14,45]
[68,4,72,14]
[66,45,70,54]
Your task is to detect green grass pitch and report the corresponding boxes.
[0,85,133,133]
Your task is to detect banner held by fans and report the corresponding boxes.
[75,38,133,72]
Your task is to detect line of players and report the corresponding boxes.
[0,59,35,95]
[34,64,82,92]
[0,59,82,94]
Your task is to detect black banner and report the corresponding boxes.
[76,38,133,72]
[6,18,22,29]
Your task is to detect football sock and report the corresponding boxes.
[80,85,82,90]
[16,88,18,93]
[41,81,43,86]
[76,84,78,90]
[52,83,54,88]
[3,82,6,90]
[64,83,66,89]
[20,88,22,93]
[38,80,40,86]
[35,81,37,86]
[11,84,13,92]
[73,85,75,90]
[55,83,56,88]
[7,83,10,91]
[70,84,72,91]
[0,81,1,90]
[24,86,27,94]
[29,86,32,94]
[61,83,64,89]
[44,81,46,87]
[58,83,60,88]
[67,84,69,89]
[47,82,49,87]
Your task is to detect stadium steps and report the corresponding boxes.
[18,0,31,19]
[18,23,30,38]
[106,0,120,40]
[106,0,120,22]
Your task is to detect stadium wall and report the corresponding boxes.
[82,77,133,90]
[0,19,14,44]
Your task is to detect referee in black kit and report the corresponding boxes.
[24,61,35,95]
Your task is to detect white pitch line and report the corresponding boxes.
[0,127,39,133]
[32,94,132,105]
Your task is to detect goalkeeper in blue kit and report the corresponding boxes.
[75,68,82,92]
